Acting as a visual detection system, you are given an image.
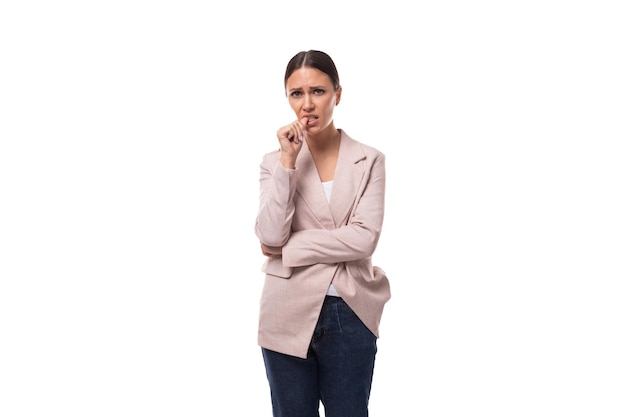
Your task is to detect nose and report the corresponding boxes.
[303,93,314,111]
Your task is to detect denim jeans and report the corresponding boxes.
[262,296,378,417]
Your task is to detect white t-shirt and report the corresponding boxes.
[322,180,340,297]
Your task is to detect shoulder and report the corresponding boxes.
[260,148,281,167]
[340,130,385,161]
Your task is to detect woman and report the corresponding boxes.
[255,50,391,417]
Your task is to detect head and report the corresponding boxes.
[284,50,342,134]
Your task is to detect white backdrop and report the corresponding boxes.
[1,1,625,416]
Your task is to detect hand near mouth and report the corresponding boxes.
[276,116,309,169]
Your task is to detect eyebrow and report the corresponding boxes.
[288,86,327,93]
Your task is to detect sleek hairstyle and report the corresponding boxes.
[284,50,341,92]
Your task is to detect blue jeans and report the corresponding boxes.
[262,296,378,417]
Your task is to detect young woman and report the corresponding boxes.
[255,50,391,417]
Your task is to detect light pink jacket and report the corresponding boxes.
[255,130,391,359]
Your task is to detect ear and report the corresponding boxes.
[335,86,342,105]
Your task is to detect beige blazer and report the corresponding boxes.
[255,130,391,359]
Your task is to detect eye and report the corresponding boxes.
[313,88,325,95]
[290,91,303,97]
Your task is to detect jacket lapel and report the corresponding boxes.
[295,131,367,229]
[295,140,335,229]
[329,131,367,227]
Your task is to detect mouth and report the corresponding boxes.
[305,115,318,126]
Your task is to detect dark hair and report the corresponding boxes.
[284,50,340,92]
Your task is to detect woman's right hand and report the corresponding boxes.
[277,117,308,169]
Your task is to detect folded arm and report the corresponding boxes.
[282,153,385,267]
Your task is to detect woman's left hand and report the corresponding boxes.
[260,242,282,256]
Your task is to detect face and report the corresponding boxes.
[285,67,342,134]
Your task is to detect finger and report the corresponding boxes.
[289,123,301,144]
[299,117,309,141]
[283,126,298,143]
[288,128,299,143]
[293,119,307,143]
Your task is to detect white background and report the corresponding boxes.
[1,1,625,416]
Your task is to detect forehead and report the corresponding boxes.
[286,67,333,89]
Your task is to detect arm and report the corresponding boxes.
[282,153,386,267]
[255,119,309,247]
[254,156,298,247]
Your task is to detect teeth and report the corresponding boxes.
[307,116,316,120]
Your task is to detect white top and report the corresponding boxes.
[322,180,340,297]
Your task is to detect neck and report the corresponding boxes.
[306,124,340,153]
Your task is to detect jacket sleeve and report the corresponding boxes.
[281,152,386,267]
[254,153,299,247]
